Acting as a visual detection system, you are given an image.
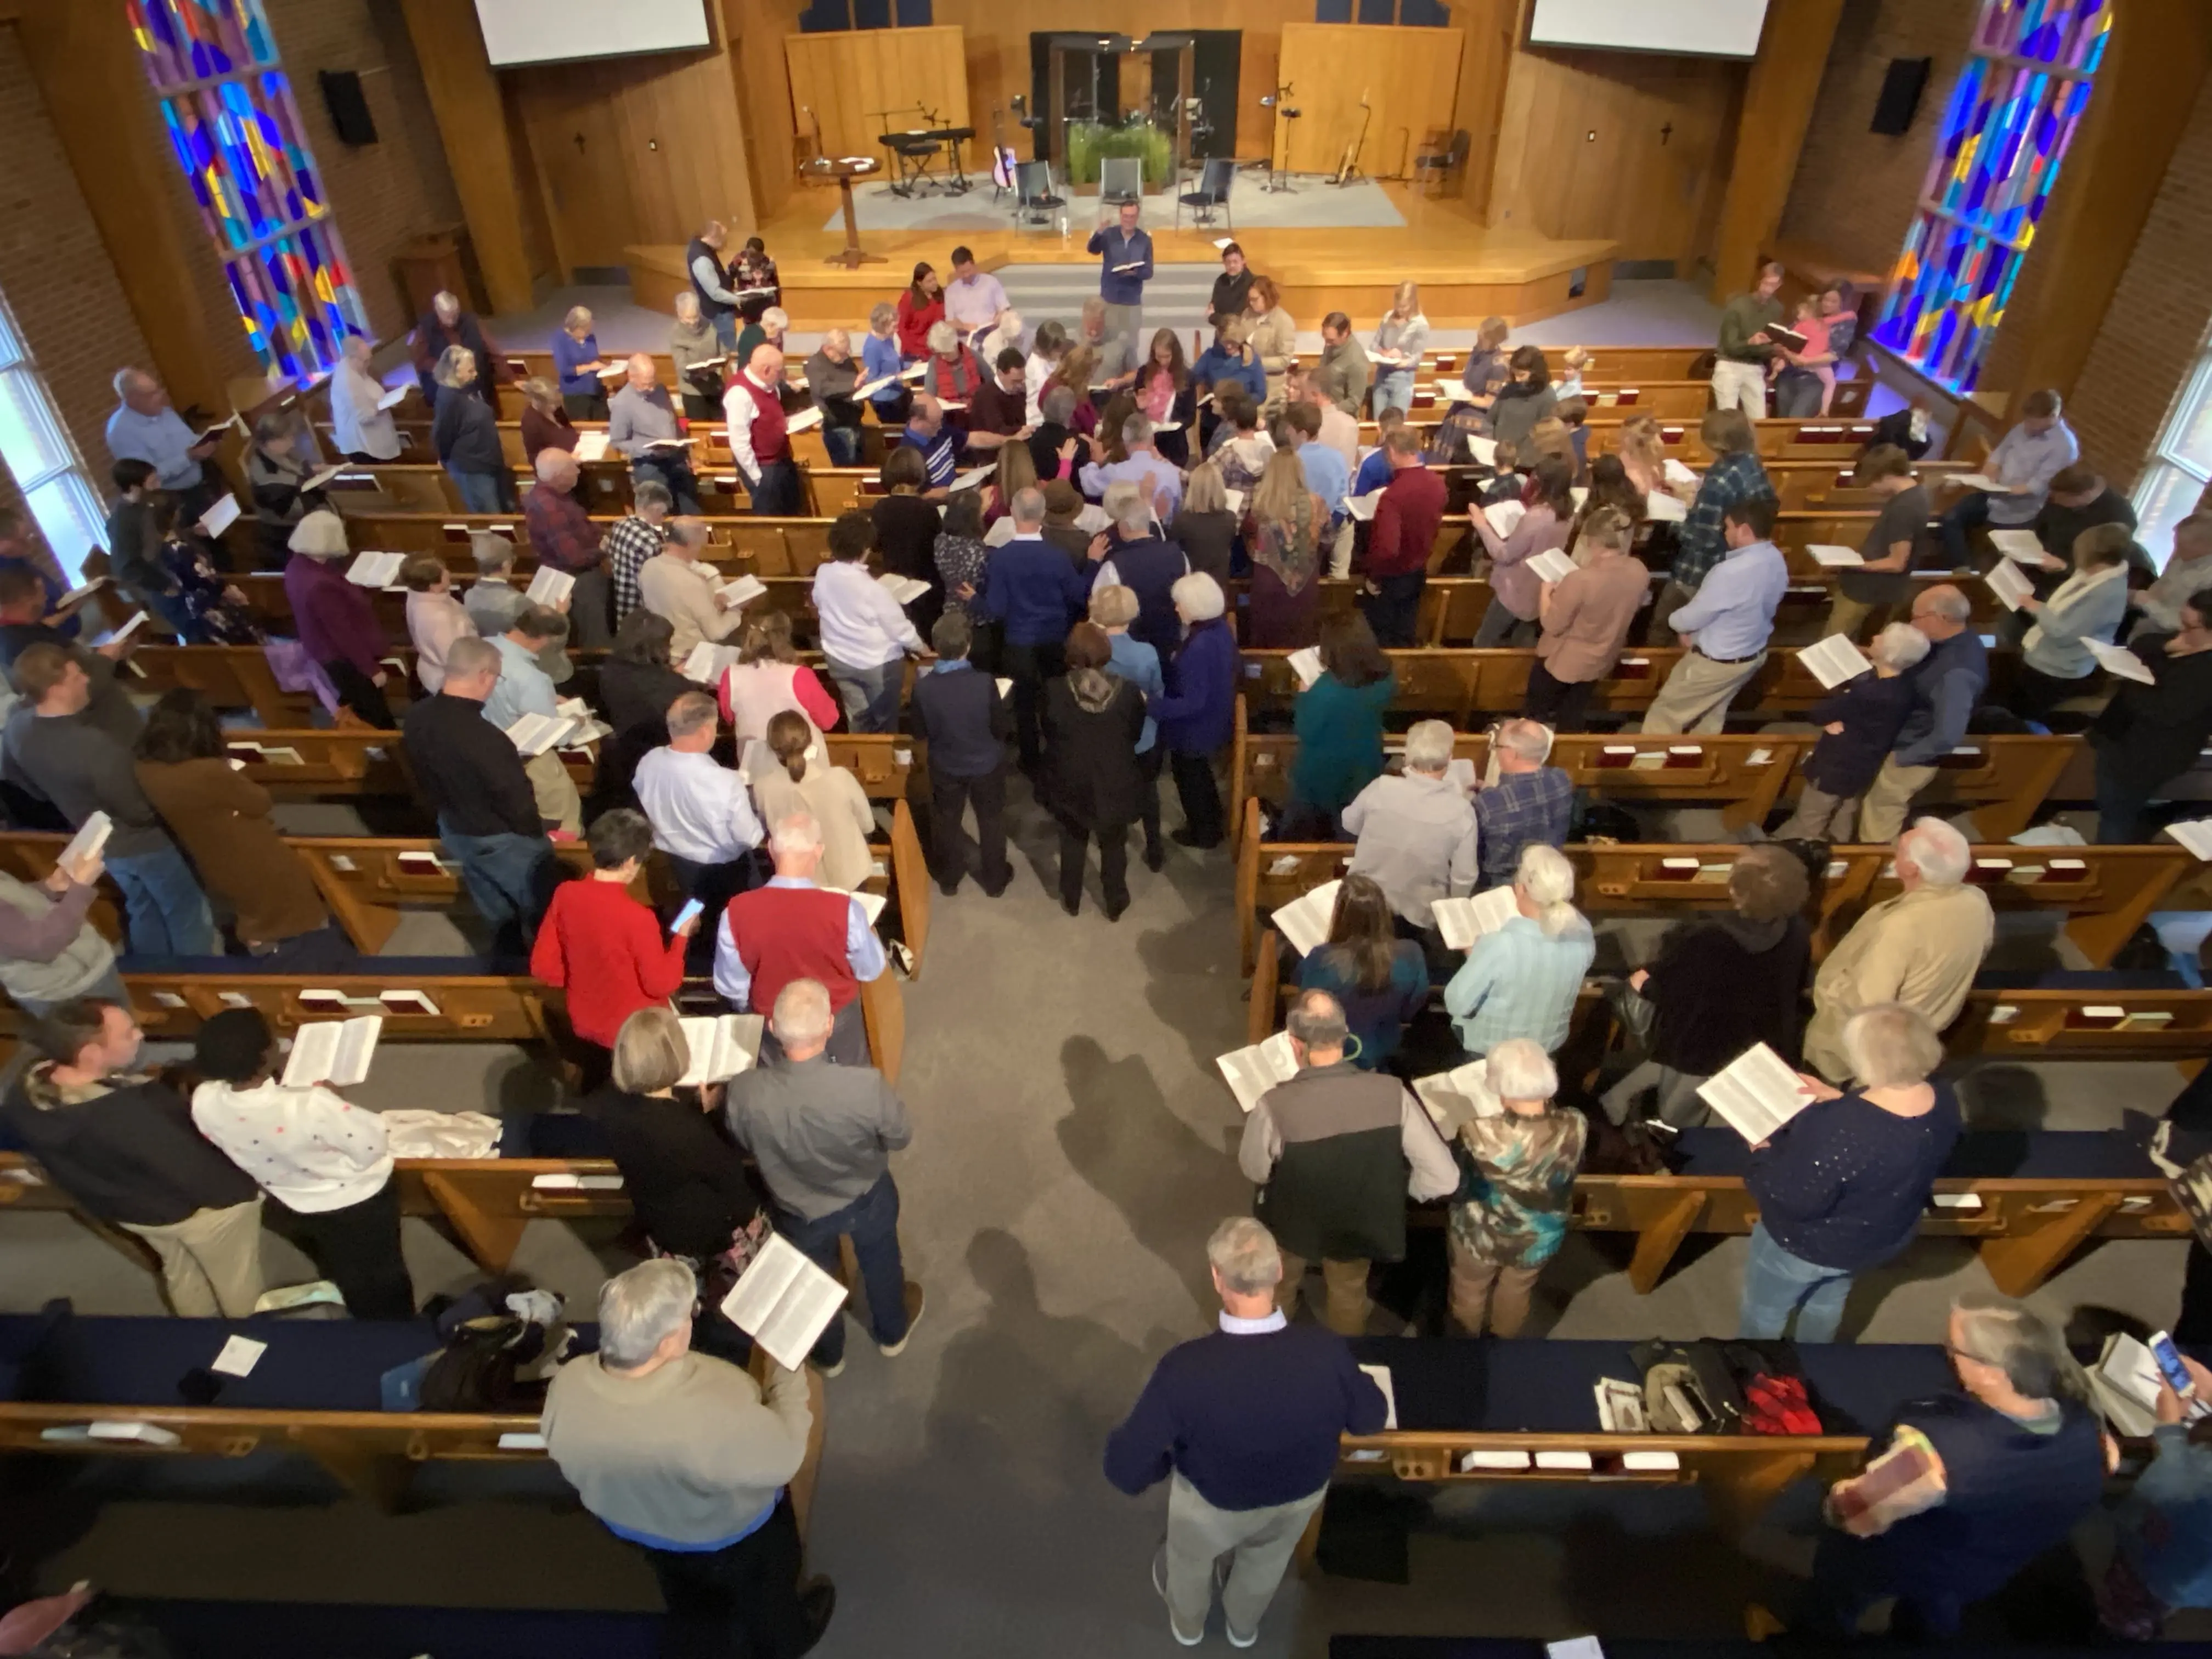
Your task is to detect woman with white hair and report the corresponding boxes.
[1147,571,1239,849]
[551,304,609,419]
[668,291,723,421]
[1741,1002,1960,1341]
[921,318,983,408]
[243,408,321,567]
[281,509,394,726]
[1774,621,1928,842]
[1443,843,1595,1056]
[431,346,514,513]
[1445,1037,1585,1336]
[328,334,402,464]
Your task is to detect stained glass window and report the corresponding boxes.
[125,0,368,383]
[1870,0,2111,396]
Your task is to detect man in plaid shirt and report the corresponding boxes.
[1474,719,1574,889]
[1652,407,1770,637]
[602,477,674,629]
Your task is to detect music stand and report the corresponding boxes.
[1261,86,1300,194]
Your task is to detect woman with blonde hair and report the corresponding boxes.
[717,610,839,743]
[751,709,876,893]
[1169,459,1237,589]
[1372,280,1430,415]
[1446,1037,1587,1336]
[1245,275,1297,414]
[1444,843,1595,1057]
[1616,413,1673,500]
[988,437,1040,523]
[1049,345,1103,438]
[1245,446,1324,648]
[516,376,580,469]
[552,304,609,419]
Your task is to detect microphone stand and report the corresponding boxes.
[1261,83,1299,194]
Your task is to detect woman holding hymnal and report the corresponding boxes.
[1735,1003,1960,1344]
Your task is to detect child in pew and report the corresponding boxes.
[1770,623,1929,844]
[1475,441,1525,509]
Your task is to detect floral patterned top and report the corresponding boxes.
[1448,1105,1587,1268]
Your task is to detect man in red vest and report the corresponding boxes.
[713,810,886,1065]
[723,343,798,518]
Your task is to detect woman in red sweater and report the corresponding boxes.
[531,809,696,1047]
[895,263,944,363]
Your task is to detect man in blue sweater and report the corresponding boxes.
[909,611,1013,897]
[1105,1216,1387,1647]
[969,487,1101,772]
[1858,585,1989,843]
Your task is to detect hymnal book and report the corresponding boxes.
[1827,1431,1938,1533]
[1952,472,2004,492]
[1526,549,1576,586]
[1444,757,1478,793]
[820,886,888,927]
[1663,458,1700,489]
[103,612,150,648]
[785,407,824,433]
[950,465,994,493]
[1643,492,1689,524]
[59,811,111,875]
[596,362,627,381]
[1466,436,1499,467]
[678,1013,764,1086]
[505,712,581,757]
[210,1334,267,1378]
[1799,633,1874,691]
[282,1014,382,1088]
[1223,488,1245,515]
[900,363,928,382]
[682,642,740,684]
[1345,490,1384,523]
[552,696,612,747]
[381,989,441,1015]
[1461,1449,1531,1470]
[717,574,767,608]
[1989,528,2046,565]
[1696,1042,1815,1144]
[1548,1638,1606,1659]
[571,432,611,464]
[877,572,930,605]
[1286,646,1323,690]
[994,676,1013,697]
[854,375,899,400]
[1357,1363,1398,1431]
[1482,499,1527,539]
[2091,1333,2166,1438]
[1412,1060,1501,1134]
[1431,885,1520,952]
[375,384,410,411]
[1271,878,1341,958]
[524,567,575,607]
[1216,1029,1300,1114]
[2090,639,2157,685]
[1764,325,1809,353]
[1984,558,2035,612]
[197,494,241,538]
[301,465,346,494]
[1806,543,1862,568]
[641,438,690,452]
[1442,381,1476,403]
[1570,485,1589,511]
[346,550,405,589]
[56,577,109,610]
[719,1232,849,1371]
[2166,820,2212,861]
[1111,261,1145,274]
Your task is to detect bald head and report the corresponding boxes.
[822,328,850,360]
[534,448,579,489]
[911,392,943,435]
[1910,584,1971,641]
[113,369,162,414]
[748,344,783,385]
[625,352,658,391]
[1010,486,1046,528]
[432,290,460,323]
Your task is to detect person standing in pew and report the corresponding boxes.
[484,603,583,838]
[1281,614,1395,844]
[751,713,876,896]
[669,292,725,424]
[2089,595,2212,844]
[410,292,506,412]
[522,450,613,651]
[608,354,704,518]
[2099,1349,2212,1639]
[1738,1003,1960,1342]
[639,517,747,667]
[543,1258,832,1657]
[725,978,921,1378]
[1526,505,1649,732]
[911,611,1013,898]
[815,509,926,736]
[1092,480,1188,661]
[0,847,121,1015]
[329,335,403,466]
[517,377,580,470]
[601,478,675,635]
[1444,844,1594,1058]
[283,510,395,728]
[0,570,139,746]
[2013,521,2135,725]
[190,1006,414,1320]
[463,533,570,686]
[3,998,264,1316]
[1359,428,1448,650]
[401,556,476,696]
[2136,513,2212,641]
[1295,875,1427,1075]
[1105,1216,1387,1647]
[1824,444,1929,645]
[1855,585,1988,843]
[719,613,839,752]
[1239,989,1459,1338]
[533,809,697,1053]
[1804,817,1992,1084]
[1770,622,1928,843]
[551,306,610,421]
[133,691,350,970]
[1472,719,1575,891]
[401,636,556,952]
[1648,408,1769,640]
[1444,1038,1587,1338]
[714,811,885,1066]
[1786,1291,2111,1642]
[3,646,215,960]
[969,488,1093,770]
[725,343,801,518]
[594,610,690,814]
[1342,718,1479,940]
[1638,494,1787,736]
[430,347,514,514]
[804,328,866,469]
[635,690,765,931]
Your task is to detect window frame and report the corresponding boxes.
[0,287,109,581]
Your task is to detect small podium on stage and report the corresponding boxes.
[805,155,884,270]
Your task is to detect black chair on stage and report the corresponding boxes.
[1177,157,1237,231]
[1414,128,1472,198]
[1014,160,1065,229]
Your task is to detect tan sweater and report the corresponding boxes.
[637,552,744,661]
[1248,308,1297,408]
[1804,882,1994,1081]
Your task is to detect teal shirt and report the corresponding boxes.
[1288,672,1396,815]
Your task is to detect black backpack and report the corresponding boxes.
[418,1315,551,1414]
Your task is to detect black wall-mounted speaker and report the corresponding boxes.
[1871,57,1931,136]
[319,70,377,146]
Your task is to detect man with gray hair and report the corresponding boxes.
[638,517,746,663]
[1094,480,1190,658]
[522,447,614,650]
[1343,719,1480,932]
[607,353,703,515]
[542,1257,831,1654]
[634,689,763,938]
[1238,990,1458,1336]
[725,979,920,1378]
[725,343,799,515]
[601,476,674,628]
[409,288,505,409]
[1804,816,1993,1082]
[1105,1214,1389,1647]
[1474,718,1573,889]
[804,327,866,467]
[1859,583,1989,842]
[106,367,223,521]
[714,812,886,1065]
[1079,411,1182,518]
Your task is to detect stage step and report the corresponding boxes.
[994,263,1220,343]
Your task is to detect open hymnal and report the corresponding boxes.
[197,494,241,538]
[1270,878,1341,958]
[1431,885,1520,952]
[1764,324,1809,353]
[552,697,611,747]
[504,712,588,757]
[571,431,611,464]
[2090,1333,2168,1438]
[1286,646,1323,690]
[55,577,109,611]
[1799,633,1874,691]
[1663,458,1700,489]
[301,465,347,494]
[1223,488,1246,515]
[950,465,995,493]
[900,363,928,382]
[375,383,410,411]
[1358,1364,1398,1430]
[820,886,888,927]
[678,1013,764,1086]
[1643,491,1689,524]
[719,1233,850,1371]
[104,612,150,648]
[282,1014,382,1088]
[1216,1029,1299,1114]
[1345,490,1385,523]
[2165,820,2212,861]
[1696,1042,1815,1144]
[595,362,627,381]
[58,811,112,877]
[716,573,767,608]
[1482,499,1527,539]
[1465,436,1499,467]
[1412,1059,1502,1135]
[682,642,739,684]
[785,407,824,435]
[1526,549,1576,586]
[346,550,405,589]
[525,567,575,607]
[1951,472,2005,492]
[2090,639,2157,685]
[878,572,930,605]
[1805,543,1862,568]
[854,376,899,401]
[1983,558,2035,612]
[1989,528,2046,565]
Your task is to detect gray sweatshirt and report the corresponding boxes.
[2,709,174,858]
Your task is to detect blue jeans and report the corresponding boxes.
[445,465,506,515]
[775,1172,909,1368]
[822,424,864,467]
[826,655,902,733]
[14,964,128,1019]
[437,821,556,951]
[711,312,738,352]
[1374,366,1415,414]
[1739,1220,1854,1343]
[1938,488,1993,568]
[106,844,216,960]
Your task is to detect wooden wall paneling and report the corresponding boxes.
[500,86,563,295]
[1275,25,1463,178]
[785,26,970,174]
[393,0,537,314]
[720,0,791,224]
[1708,0,1846,304]
[1454,0,1526,219]
[511,66,636,276]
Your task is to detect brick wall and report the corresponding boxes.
[1778,0,1979,279]
[261,0,464,346]
[2065,72,2212,492]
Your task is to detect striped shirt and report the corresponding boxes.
[1443,913,1595,1056]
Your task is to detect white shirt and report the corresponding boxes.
[1219,1309,1288,1335]
[634,745,765,866]
[1024,351,1057,424]
[811,560,922,670]
[330,360,402,460]
[191,1078,392,1214]
[944,270,1009,331]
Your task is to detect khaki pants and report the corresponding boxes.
[523,748,583,835]
[1161,1472,1328,1643]
[119,1196,266,1317]
[1857,758,1938,844]
[1325,517,1355,579]
[1774,781,1861,844]
[1447,1233,1542,1336]
[1802,1002,1853,1085]
[1711,359,1768,417]
[1823,592,1887,644]
[1640,649,1765,735]
[1276,1249,1370,1337]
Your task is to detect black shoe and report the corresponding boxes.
[798,1579,837,1654]
[1142,842,1165,872]
[1170,827,1221,849]
[1103,900,1128,923]
[978,879,1009,898]
[1060,894,1081,917]
[936,882,960,898]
